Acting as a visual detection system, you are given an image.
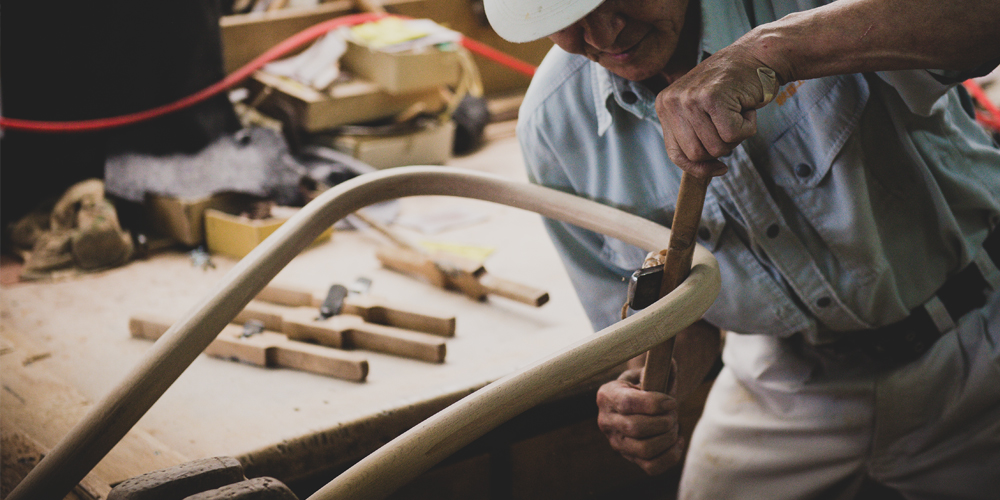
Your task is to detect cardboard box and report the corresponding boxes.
[249,71,446,132]
[341,42,460,94]
[219,0,551,96]
[144,192,264,247]
[204,208,333,259]
[312,119,454,169]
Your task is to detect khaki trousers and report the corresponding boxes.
[680,291,1000,500]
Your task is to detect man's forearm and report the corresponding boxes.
[742,0,1000,84]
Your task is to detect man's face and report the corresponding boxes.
[548,0,691,82]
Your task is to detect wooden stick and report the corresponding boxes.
[282,314,447,363]
[7,167,719,500]
[353,209,550,307]
[235,301,449,362]
[376,246,550,307]
[640,173,711,393]
[340,294,456,337]
[130,316,369,382]
[255,284,457,337]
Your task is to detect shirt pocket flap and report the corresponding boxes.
[754,74,871,189]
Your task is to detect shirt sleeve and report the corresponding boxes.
[517,115,634,332]
[876,57,1000,117]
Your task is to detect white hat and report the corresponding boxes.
[484,0,604,43]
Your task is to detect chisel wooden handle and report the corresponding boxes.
[478,274,550,307]
[129,315,368,382]
[640,172,711,393]
[234,300,287,331]
[376,247,448,287]
[377,247,550,307]
[342,295,456,337]
[282,313,447,363]
[256,284,457,337]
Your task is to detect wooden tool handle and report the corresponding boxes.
[234,301,287,331]
[376,246,448,287]
[478,274,550,307]
[130,316,368,382]
[256,284,315,307]
[269,339,369,381]
[282,315,446,363]
[344,296,456,337]
[640,172,711,393]
[344,320,447,363]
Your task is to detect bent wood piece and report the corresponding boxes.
[7,166,719,500]
[641,172,711,393]
[307,230,719,499]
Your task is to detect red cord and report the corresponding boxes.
[460,37,536,78]
[0,13,538,133]
[963,79,1000,132]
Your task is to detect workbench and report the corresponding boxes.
[1,125,694,499]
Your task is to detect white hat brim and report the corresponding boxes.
[484,0,604,43]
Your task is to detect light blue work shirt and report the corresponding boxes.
[516,0,1000,343]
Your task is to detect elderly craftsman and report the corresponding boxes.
[483,0,1000,498]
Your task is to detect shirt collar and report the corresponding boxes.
[590,0,754,136]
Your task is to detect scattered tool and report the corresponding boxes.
[233,301,447,363]
[237,282,451,363]
[350,210,549,307]
[376,246,549,306]
[129,315,369,382]
[256,283,456,337]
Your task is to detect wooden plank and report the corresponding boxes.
[0,327,189,487]
[281,310,447,363]
[2,423,110,500]
[219,0,422,74]
[130,316,369,382]
[255,284,457,337]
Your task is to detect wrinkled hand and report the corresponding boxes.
[656,44,781,178]
[596,367,684,475]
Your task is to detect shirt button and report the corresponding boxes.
[816,297,832,307]
[622,91,638,104]
[766,224,780,238]
[794,163,813,178]
[698,227,711,241]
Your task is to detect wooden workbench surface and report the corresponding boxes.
[0,127,598,486]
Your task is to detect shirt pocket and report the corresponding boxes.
[599,195,729,272]
[750,74,870,190]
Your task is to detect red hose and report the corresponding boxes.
[460,37,536,78]
[963,79,1000,132]
[0,13,537,133]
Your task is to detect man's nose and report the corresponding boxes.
[579,7,624,50]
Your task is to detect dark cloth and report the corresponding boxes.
[1,0,240,230]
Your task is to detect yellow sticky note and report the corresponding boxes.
[350,18,429,49]
[419,241,495,263]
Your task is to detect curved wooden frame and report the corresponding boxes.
[7,167,719,500]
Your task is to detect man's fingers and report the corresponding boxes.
[663,134,729,177]
[629,437,687,476]
[617,367,642,385]
[598,411,678,441]
[597,381,677,416]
